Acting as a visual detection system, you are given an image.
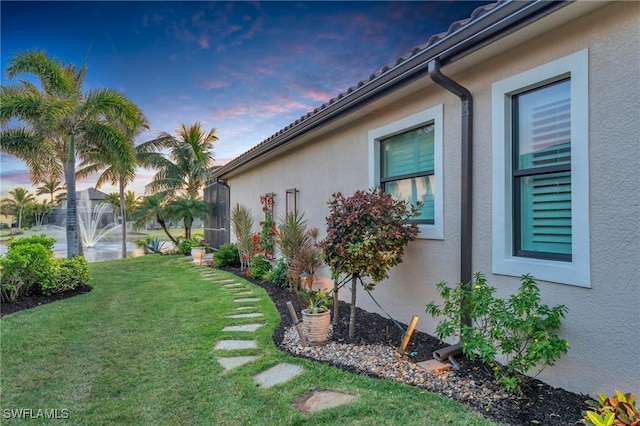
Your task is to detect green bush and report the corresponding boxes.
[426,272,569,391]
[0,242,55,302]
[41,257,90,295]
[248,255,271,280]
[7,234,55,251]
[178,237,201,255]
[214,243,240,267]
[263,257,289,288]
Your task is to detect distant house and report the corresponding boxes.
[50,188,114,227]
[58,187,110,210]
[206,1,639,396]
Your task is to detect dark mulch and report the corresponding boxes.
[1,267,589,425]
[219,266,589,426]
[0,284,93,317]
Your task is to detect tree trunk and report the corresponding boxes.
[157,216,177,244]
[349,274,357,338]
[119,180,127,258]
[333,278,340,325]
[65,134,80,258]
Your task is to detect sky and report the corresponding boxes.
[1,0,490,201]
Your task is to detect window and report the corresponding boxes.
[492,49,590,287]
[369,105,443,239]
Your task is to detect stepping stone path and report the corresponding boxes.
[226,313,263,319]
[215,339,257,350]
[197,264,360,414]
[253,363,304,388]
[294,391,359,412]
[222,323,264,332]
[234,297,260,303]
[218,356,260,370]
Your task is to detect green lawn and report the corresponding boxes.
[0,256,501,425]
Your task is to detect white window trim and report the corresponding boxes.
[368,105,444,240]
[491,49,590,287]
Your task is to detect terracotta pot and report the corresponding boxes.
[301,308,331,344]
[191,246,206,264]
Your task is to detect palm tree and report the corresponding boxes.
[165,194,210,240]
[25,200,51,227]
[104,193,121,214]
[1,187,36,229]
[138,122,218,198]
[131,194,176,244]
[0,50,145,257]
[77,118,148,258]
[35,177,65,203]
[124,190,138,213]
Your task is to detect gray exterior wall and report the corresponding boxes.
[223,2,639,395]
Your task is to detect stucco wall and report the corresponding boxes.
[225,2,639,396]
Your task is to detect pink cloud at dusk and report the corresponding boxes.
[203,79,229,90]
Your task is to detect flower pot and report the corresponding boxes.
[191,246,206,264]
[301,308,331,345]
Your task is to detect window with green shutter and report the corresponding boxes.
[380,123,435,223]
[512,79,572,261]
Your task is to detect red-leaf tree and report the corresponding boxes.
[318,187,420,337]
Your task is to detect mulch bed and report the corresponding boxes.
[219,266,589,426]
[1,266,589,425]
[0,284,92,317]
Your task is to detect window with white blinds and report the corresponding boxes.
[491,48,590,287]
[380,123,435,223]
[513,79,572,260]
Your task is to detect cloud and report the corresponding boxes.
[212,105,250,120]
[287,83,332,103]
[203,79,229,90]
[198,34,210,49]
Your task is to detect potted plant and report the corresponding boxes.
[298,288,333,344]
[190,238,208,264]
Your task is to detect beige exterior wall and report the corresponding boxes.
[225,2,639,395]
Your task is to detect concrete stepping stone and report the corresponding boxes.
[416,359,451,372]
[230,291,253,296]
[215,340,258,350]
[222,323,264,332]
[218,356,260,371]
[253,363,304,388]
[236,306,256,311]
[293,391,359,412]
[226,312,263,319]
[234,297,260,302]
[223,283,244,288]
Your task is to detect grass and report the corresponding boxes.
[0,256,501,425]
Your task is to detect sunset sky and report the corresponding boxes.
[1,1,489,199]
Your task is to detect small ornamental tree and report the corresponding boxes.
[318,187,420,337]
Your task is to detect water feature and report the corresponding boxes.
[0,192,136,263]
[77,192,121,248]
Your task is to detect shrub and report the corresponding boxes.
[7,234,55,251]
[214,243,240,267]
[41,257,91,295]
[0,242,55,302]
[229,203,254,271]
[582,390,640,426]
[248,255,271,280]
[426,272,569,391]
[263,257,289,288]
[177,237,201,255]
[319,187,419,336]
